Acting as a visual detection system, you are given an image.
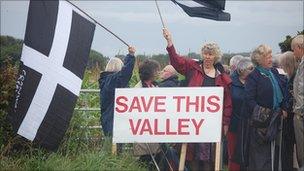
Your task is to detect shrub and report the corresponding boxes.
[0,57,19,150]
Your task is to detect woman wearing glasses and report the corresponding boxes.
[163,28,232,171]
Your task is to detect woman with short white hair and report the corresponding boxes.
[229,55,244,73]
[280,51,298,78]
[99,46,136,136]
[104,57,124,72]
[228,58,253,171]
[242,44,286,170]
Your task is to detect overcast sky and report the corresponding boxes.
[1,0,303,57]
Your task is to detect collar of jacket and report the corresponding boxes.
[300,55,304,65]
[99,71,116,85]
[193,60,232,86]
[231,71,244,88]
[99,71,115,79]
[163,75,179,82]
[142,81,158,88]
[194,60,225,74]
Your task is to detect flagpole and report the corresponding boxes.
[65,0,130,47]
[155,0,166,28]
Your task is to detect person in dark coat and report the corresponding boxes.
[133,59,162,170]
[228,58,253,171]
[241,44,286,171]
[158,65,180,87]
[134,59,160,88]
[280,51,298,171]
[98,46,136,136]
[163,28,232,171]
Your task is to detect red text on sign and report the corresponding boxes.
[173,95,220,113]
[129,118,204,135]
[116,96,166,113]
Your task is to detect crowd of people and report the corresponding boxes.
[98,30,303,171]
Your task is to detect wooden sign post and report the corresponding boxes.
[177,142,222,171]
[215,142,222,171]
[178,143,187,171]
[112,143,117,155]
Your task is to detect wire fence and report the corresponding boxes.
[64,89,103,148]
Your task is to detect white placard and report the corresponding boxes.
[113,87,223,143]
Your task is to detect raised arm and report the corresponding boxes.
[163,28,173,47]
[116,46,136,87]
[163,28,192,75]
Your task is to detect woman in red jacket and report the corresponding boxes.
[163,28,232,170]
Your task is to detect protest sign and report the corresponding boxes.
[113,87,223,143]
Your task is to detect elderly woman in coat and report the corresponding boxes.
[229,55,244,74]
[163,28,232,170]
[280,51,298,171]
[228,58,253,171]
[242,44,286,170]
[99,46,136,136]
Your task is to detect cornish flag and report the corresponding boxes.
[9,0,95,150]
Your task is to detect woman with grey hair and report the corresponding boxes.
[228,58,253,171]
[242,44,286,170]
[163,28,232,170]
[99,46,136,136]
[229,55,244,74]
[279,51,298,171]
[280,51,298,78]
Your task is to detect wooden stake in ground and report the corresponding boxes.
[215,142,222,171]
[112,143,117,155]
[178,143,187,171]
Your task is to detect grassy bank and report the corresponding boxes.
[0,138,146,170]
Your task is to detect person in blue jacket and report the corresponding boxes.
[98,46,136,136]
[241,44,286,171]
[228,58,253,171]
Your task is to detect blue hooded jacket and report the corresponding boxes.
[229,71,245,133]
[98,54,135,136]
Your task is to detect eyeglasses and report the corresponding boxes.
[291,45,301,52]
[247,66,254,71]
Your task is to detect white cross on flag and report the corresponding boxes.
[9,0,95,151]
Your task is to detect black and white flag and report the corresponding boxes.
[9,0,95,151]
[171,0,231,21]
